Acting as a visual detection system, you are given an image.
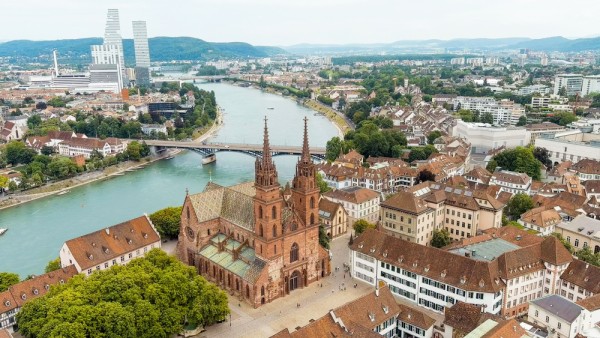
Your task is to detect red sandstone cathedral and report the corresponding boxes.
[177,117,331,308]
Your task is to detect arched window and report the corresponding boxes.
[290,243,299,263]
[246,285,250,298]
[187,207,190,220]
[272,206,277,219]
[259,206,263,219]
[273,225,277,238]
[310,213,315,225]
[259,224,263,237]
[310,197,315,209]
[261,286,265,296]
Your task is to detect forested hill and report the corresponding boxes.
[0,36,286,64]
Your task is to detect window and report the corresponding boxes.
[273,225,277,237]
[558,322,561,329]
[310,197,315,209]
[575,239,579,247]
[260,224,264,237]
[290,243,299,263]
[546,316,549,323]
[272,206,277,219]
[310,213,315,225]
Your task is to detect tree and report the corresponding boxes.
[5,141,36,165]
[533,147,552,169]
[353,219,376,235]
[44,258,61,273]
[319,224,330,250]
[27,115,42,129]
[125,141,143,161]
[558,86,567,97]
[316,173,331,193]
[486,159,498,173]
[575,247,600,267]
[0,176,8,192]
[552,233,575,253]
[0,272,20,292]
[516,115,527,126]
[35,101,47,110]
[491,146,542,180]
[408,148,427,163]
[431,229,451,248]
[16,250,230,338]
[47,157,78,179]
[427,131,442,145]
[149,206,183,239]
[325,137,345,161]
[418,170,436,183]
[40,145,54,156]
[481,112,494,124]
[506,193,534,220]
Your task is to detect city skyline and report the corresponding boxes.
[0,0,598,46]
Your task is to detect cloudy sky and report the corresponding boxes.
[2,0,598,45]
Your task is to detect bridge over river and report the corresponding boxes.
[143,140,327,160]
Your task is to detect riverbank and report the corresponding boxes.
[0,150,181,211]
[0,101,224,212]
[227,80,350,137]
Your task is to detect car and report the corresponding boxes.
[224,145,230,149]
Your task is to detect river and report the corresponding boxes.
[0,83,338,278]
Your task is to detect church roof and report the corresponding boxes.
[189,182,256,231]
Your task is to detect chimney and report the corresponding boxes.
[105,228,110,235]
[53,50,59,76]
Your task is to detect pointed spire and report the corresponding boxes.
[301,116,310,163]
[262,116,272,165]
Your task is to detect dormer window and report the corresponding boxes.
[358,243,363,249]
[382,305,389,314]
[32,288,39,295]
[143,233,148,239]
[59,279,65,284]
[44,284,50,290]
[21,294,26,300]
[103,247,109,254]
[4,300,10,307]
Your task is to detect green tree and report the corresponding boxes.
[552,233,575,253]
[47,157,78,179]
[126,141,143,161]
[516,115,527,126]
[431,229,451,248]
[481,112,494,124]
[149,206,183,239]
[506,193,534,220]
[0,272,20,292]
[408,148,427,162]
[316,173,331,194]
[486,159,498,172]
[0,176,8,191]
[5,141,36,165]
[575,247,600,267]
[319,224,330,250]
[16,250,230,338]
[427,131,442,145]
[418,170,436,183]
[491,146,541,180]
[325,137,345,161]
[44,258,61,273]
[533,147,552,169]
[353,219,376,235]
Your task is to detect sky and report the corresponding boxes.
[1,0,598,46]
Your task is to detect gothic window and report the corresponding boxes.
[187,207,190,220]
[272,206,277,219]
[290,243,299,263]
[261,286,265,296]
[259,206,263,219]
[310,197,315,209]
[291,222,298,231]
[207,229,211,236]
[260,224,264,237]
[310,213,315,225]
[273,225,277,237]
[186,227,194,239]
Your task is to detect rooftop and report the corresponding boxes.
[449,238,521,262]
[531,295,583,323]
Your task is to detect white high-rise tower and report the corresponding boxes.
[132,21,150,67]
[103,9,127,84]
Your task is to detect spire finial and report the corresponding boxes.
[301,116,310,163]
[185,188,189,195]
[262,116,272,164]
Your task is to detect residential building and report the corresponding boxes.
[528,295,586,338]
[177,119,330,308]
[323,186,380,225]
[396,302,436,338]
[0,266,78,331]
[442,302,529,338]
[555,214,600,253]
[452,97,525,125]
[318,198,348,238]
[518,207,562,236]
[57,137,126,159]
[559,259,600,302]
[409,181,505,241]
[59,215,161,275]
[581,75,600,97]
[571,159,600,181]
[489,170,532,195]
[270,287,401,338]
[553,74,583,96]
[380,191,436,245]
[350,229,506,315]
[141,124,167,136]
[453,120,530,154]
[517,84,550,96]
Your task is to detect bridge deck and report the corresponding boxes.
[143,140,326,155]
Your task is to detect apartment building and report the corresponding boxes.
[571,159,600,181]
[59,215,161,275]
[581,75,600,96]
[380,191,437,245]
[452,96,525,125]
[559,259,600,302]
[553,74,583,96]
[489,170,532,195]
[555,215,600,254]
[323,186,380,225]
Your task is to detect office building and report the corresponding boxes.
[133,21,151,87]
[554,74,583,96]
[582,75,600,97]
[452,120,530,154]
[103,9,127,84]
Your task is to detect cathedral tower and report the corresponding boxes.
[291,117,320,229]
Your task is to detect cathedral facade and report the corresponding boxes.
[177,118,331,308]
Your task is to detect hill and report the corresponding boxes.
[0,37,286,64]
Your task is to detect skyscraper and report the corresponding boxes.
[132,20,151,86]
[132,21,150,67]
[103,9,127,84]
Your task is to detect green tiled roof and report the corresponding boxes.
[198,238,263,283]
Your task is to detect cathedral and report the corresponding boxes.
[177,117,331,308]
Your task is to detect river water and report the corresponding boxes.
[0,83,338,278]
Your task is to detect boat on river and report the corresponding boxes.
[57,190,70,196]
[0,228,7,236]
[267,107,275,110]
[202,153,216,165]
